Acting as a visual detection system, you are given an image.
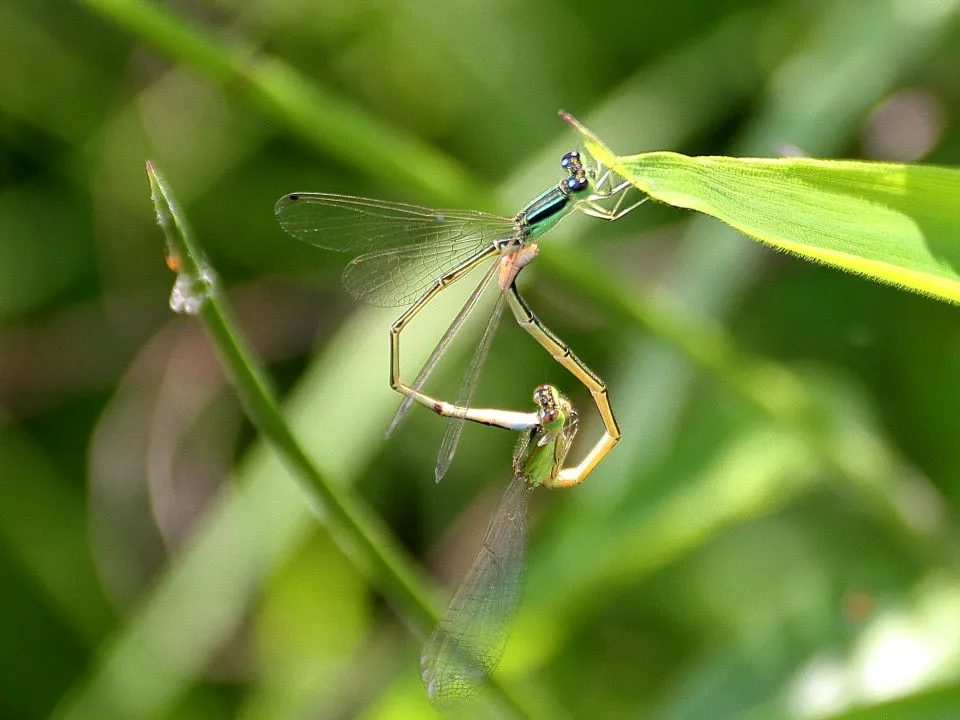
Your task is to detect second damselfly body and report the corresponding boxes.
[419,383,580,704]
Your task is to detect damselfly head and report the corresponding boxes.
[560,150,590,195]
[560,150,582,170]
[533,384,573,433]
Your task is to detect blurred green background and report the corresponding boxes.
[3,0,960,718]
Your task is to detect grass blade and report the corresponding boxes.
[563,112,960,305]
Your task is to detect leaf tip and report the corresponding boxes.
[558,109,583,132]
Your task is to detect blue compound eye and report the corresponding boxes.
[566,175,588,192]
[561,151,581,169]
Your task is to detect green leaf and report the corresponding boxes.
[562,112,960,305]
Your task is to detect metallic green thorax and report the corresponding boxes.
[513,385,579,488]
[519,149,591,241]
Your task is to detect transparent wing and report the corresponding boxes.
[343,241,497,308]
[386,261,500,438]
[276,193,515,308]
[420,475,531,705]
[275,193,514,253]
[434,291,506,483]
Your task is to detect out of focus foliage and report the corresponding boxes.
[2,0,960,719]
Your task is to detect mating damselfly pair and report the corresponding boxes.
[276,125,643,702]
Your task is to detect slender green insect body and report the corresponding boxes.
[420,385,579,705]
[518,161,589,238]
[276,148,640,481]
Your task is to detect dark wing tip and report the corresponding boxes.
[274,193,300,215]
